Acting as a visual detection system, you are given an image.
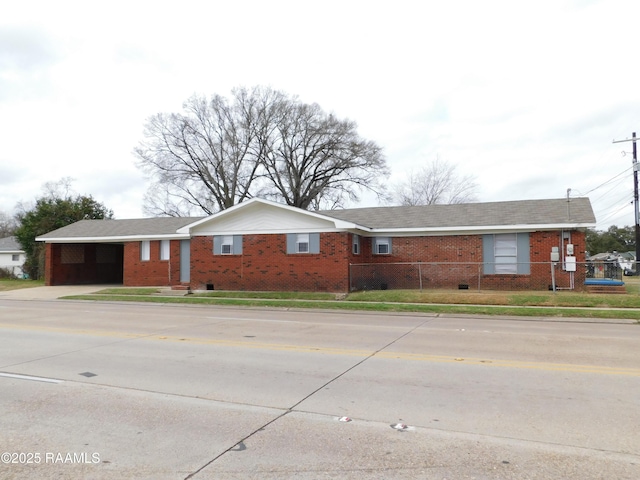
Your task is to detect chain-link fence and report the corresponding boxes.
[349,261,628,292]
[586,261,626,280]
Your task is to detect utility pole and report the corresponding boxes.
[613,132,639,270]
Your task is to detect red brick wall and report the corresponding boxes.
[45,230,588,291]
[189,232,351,292]
[123,240,180,287]
[44,243,53,286]
[351,230,588,291]
[529,229,587,289]
[356,234,482,263]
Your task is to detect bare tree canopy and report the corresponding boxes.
[135,86,389,215]
[0,210,17,238]
[135,90,264,215]
[391,158,478,206]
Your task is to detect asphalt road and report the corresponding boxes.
[0,298,639,479]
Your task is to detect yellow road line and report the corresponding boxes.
[3,323,639,377]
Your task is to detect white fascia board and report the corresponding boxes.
[35,234,190,243]
[193,227,349,236]
[360,223,597,237]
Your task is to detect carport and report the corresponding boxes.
[36,217,198,287]
[45,242,124,285]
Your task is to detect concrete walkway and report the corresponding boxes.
[0,285,110,300]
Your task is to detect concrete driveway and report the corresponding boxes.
[0,285,109,300]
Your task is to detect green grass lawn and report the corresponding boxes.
[346,288,640,309]
[6,279,640,321]
[0,279,44,291]
[58,283,640,322]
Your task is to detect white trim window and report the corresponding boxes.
[140,241,150,261]
[482,233,530,275]
[221,235,233,255]
[352,234,360,255]
[213,235,242,255]
[373,237,391,255]
[160,240,170,260]
[296,233,310,253]
[494,233,518,274]
[286,233,320,254]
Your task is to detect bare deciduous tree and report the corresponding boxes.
[0,210,17,238]
[257,98,388,210]
[135,90,264,215]
[135,86,388,215]
[392,158,478,206]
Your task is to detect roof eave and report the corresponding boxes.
[360,222,597,236]
[35,233,191,243]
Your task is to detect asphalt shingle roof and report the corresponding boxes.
[36,198,595,240]
[0,236,24,252]
[320,198,595,229]
[36,217,202,239]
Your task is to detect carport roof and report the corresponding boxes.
[36,217,203,242]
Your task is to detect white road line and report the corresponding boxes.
[0,372,62,384]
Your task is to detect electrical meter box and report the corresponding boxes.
[551,246,560,262]
[566,244,574,255]
[565,256,576,272]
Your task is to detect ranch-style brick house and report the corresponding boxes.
[36,197,596,292]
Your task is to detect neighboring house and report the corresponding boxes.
[0,236,26,278]
[35,197,596,292]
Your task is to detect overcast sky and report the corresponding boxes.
[1,0,639,230]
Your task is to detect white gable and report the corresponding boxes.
[182,199,357,236]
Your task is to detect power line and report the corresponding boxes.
[584,166,632,196]
[589,175,630,204]
[596,201,632,227]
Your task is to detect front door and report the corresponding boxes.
[180,240,190,283]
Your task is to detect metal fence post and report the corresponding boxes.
[349,263,352,291]
[418,263,423,291]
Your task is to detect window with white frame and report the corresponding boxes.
[221,236,233,255]
[12,254,19,262]
[286,233,320,254]
[352,234,360,255]
[213,235,242,255]
[373,237,391,255]
[482,233,530,275]
[140,241,150,261]
[296,233,309,253]
[160,240,170,260]
[494,233,518,274]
